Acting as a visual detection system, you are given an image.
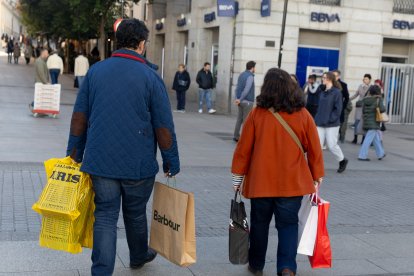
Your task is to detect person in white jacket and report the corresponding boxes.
[74,52,89,88]
[47,51,64,84]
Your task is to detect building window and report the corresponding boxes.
[310,0,341,6]
[393,0,414,14]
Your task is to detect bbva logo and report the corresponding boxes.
[153,210,181,232]
[311,12,340,23]
[219,5,234,11]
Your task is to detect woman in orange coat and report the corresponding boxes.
[232,68,324,276]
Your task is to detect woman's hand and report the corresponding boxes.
[314,177,323,189]
[233,185,240,192]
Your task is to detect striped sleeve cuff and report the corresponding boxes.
[232,174,244,187]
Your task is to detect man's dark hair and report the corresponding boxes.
[116,19,149,50]
[364,73,372,80]
[332,69,341,75]
[369,85,381,96]
[308,74,316,80]
[246,61,256,70]
[256,68,304,114]
[204,62,210,67]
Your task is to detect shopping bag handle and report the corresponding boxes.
[234,190,242,203]
[166,176,177,188]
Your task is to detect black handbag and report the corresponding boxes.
[229,191,249,265]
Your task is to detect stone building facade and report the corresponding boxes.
[142,0,414,119]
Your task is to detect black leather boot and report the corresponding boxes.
[351,135,357,144]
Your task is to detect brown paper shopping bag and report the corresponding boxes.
[149,182,196,267]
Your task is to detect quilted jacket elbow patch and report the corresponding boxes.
[70,112,87,136]
[155,127,173,150]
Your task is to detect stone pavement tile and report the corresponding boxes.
[79,266,194,276]
[327,234,389,259]
[295,259,389,275]
[0,271,78,276]
[0,241,123,273]
[368,258,414,274]
[353,233,414,258]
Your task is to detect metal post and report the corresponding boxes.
[228,18,236,114]
[277,0,289,68]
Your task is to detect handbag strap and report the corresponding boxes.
[269,109,305,155]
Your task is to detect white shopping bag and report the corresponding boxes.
[297,194,318,256]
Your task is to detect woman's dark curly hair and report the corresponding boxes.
[116,19,149,50]
[256,68,305,113]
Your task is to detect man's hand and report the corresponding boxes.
[234,99,241,105]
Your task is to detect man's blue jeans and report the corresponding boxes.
[198,88,212,110]
[77,76,85,89]
[358,129,385,159]
[249,196,303,274]
[49,69,60,84]
[90,175,155,276]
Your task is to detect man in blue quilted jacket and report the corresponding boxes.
[66,19,180,276]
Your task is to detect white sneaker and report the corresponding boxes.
[208,109,216,114]
[173,110,179,113]
[178,110,186,113]
[198,109,203,114]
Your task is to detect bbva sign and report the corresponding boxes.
[393,20,414,30]
[311,12,340,23]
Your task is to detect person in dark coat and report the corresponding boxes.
[7,39,14,63]
[333,70,350,143]
[172,64,191,112]
[66,19,180,276]
[196,62,216,114]
[358,85,386,161]
[304,74,321,118]
[315,71,348,173]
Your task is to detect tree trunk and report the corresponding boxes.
[98,16,106,61]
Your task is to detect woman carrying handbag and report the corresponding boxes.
[358,85,387,161]
[231,68,324,276]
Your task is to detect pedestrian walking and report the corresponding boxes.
[30,49,50,110]
[7,39,14,64]
[24,43,33,65]
[231,68,324,276]
[196,62,216,114]
[13,42,21,64]
[66,19,180,276]
[315,71,348,173]
[172,64,191,112]
[358,85,386,161]
[303,74,320,118]
[47,51,64,84]
[233,61,256,142]
[374,79,386,139]
[350,74,372,144]
[34,49,50,84]
[74,51,90,88]
[333,70,350,143]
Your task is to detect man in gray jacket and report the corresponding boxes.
[233,61,256,142]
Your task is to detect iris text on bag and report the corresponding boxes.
[153,210,181,232]
[49,170,81,184]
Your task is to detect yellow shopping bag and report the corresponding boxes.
[32,156,94,254]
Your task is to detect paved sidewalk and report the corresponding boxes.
[1,55,414,275]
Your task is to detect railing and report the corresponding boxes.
[310,0,341,6]
[393,0,414,14]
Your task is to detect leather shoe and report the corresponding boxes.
[130,248,157,269]
[358,158,370,161]
[247,265,263,276]
[278,268,295,276]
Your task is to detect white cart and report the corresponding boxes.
[32,83,61,118]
